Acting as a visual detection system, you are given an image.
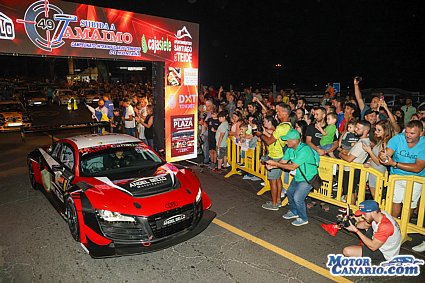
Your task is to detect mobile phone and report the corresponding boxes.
[380,95,384,101]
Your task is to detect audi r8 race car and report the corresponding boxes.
[27,133,216,258]
[0,100,32,131]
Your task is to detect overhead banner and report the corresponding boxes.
[0,0,199,162]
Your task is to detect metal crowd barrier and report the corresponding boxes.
[225,137,425,242]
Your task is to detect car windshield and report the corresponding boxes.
[80,143,164,177]
[0,103,23,112]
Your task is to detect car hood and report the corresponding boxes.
[79,165,200,216]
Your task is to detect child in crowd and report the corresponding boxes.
[207,111,220,168]
[339,119,359,151]
[213,111,229,173]
[316,112,338,157]
[238,123,260,180]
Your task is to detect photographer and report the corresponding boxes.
[343,200,401,263]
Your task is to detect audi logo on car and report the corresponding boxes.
[165,201,178,209]
[163,214,186,226]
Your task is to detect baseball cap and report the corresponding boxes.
[355,200,379,215]
[280,129,301,141]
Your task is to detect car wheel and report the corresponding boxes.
[66,198,80,242]
[28,161,38,190]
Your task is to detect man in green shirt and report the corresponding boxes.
[266,129,319,226]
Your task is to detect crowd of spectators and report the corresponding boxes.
[198,79,425,216]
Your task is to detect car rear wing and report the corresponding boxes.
[21,121,111,143]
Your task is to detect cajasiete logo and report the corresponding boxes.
[140,33,172,54]
[17,0,133,52]
[0,12,15,40]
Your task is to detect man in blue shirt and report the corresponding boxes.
[103,93,114,120]
[379,120,425,218]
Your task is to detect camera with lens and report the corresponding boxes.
[336,204,357,228]
[355,76,362,83]
[336,214,357,228]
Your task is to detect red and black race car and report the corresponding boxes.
[27,133,215,258]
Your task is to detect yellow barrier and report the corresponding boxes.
[225,138,425,242]
[385,175,425,242]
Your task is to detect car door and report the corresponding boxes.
[51,143,76,203]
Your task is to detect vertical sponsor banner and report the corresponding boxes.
[164,25,199,161]
[0,0,199,162]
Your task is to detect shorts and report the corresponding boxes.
[361,228,385,264]
[342,169,361,195]
[393,180,423,208]
[267,157,283,180]
[208,136,216,149]
[319,144,332,151]
[218,147,227,159]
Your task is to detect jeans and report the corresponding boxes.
[287,179,312,221]
[124,127,136,137]
[202,134,209,163]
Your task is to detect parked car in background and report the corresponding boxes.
[23,90,49,106]
[52,89,79,106]
[0,100,32,131]
[78,88,101,105]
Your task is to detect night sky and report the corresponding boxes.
[42,1,425,91]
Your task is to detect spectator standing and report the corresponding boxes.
[339,121,371,205]
[140,105,154,148]
[207,111,220,169]
[103,93,114,120]
[335,119,359,158]
[260,115,284,210]
[354,78,386,121]
[110,109,122,133]
[306,107,337,156]
[266,129,320,226]
[362,121,395,198]
[122,98,136,137]
[379,120,425,218]
[316,112,338,157]
[213,111,229,173]
[256,103,292,211]
[401,97,417,126]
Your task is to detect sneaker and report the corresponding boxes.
[412,241,425,252]
[212,168,222,173]
[291,218,309,227]
[250,176,261,181]
[260,182,265,186]
[341,195,346,202]
[338,208,347,213]
[281,191,286,199]
[266,201,282,208]
[282,211,299,220]
[242,175,252,180]
[262,202,279,211]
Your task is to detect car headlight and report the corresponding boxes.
[97,210,136,222]
[196,187,202,203]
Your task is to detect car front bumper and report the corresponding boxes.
[85,209,216,258]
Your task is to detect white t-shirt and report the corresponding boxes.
[372,211,402,260]
[344,137,370,171]
[124,105,135,128]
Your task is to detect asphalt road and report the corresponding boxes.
[1,104,424,282]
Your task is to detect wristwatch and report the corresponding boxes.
[394,162,398,168]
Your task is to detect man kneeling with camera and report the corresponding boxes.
[343,200,402,264]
